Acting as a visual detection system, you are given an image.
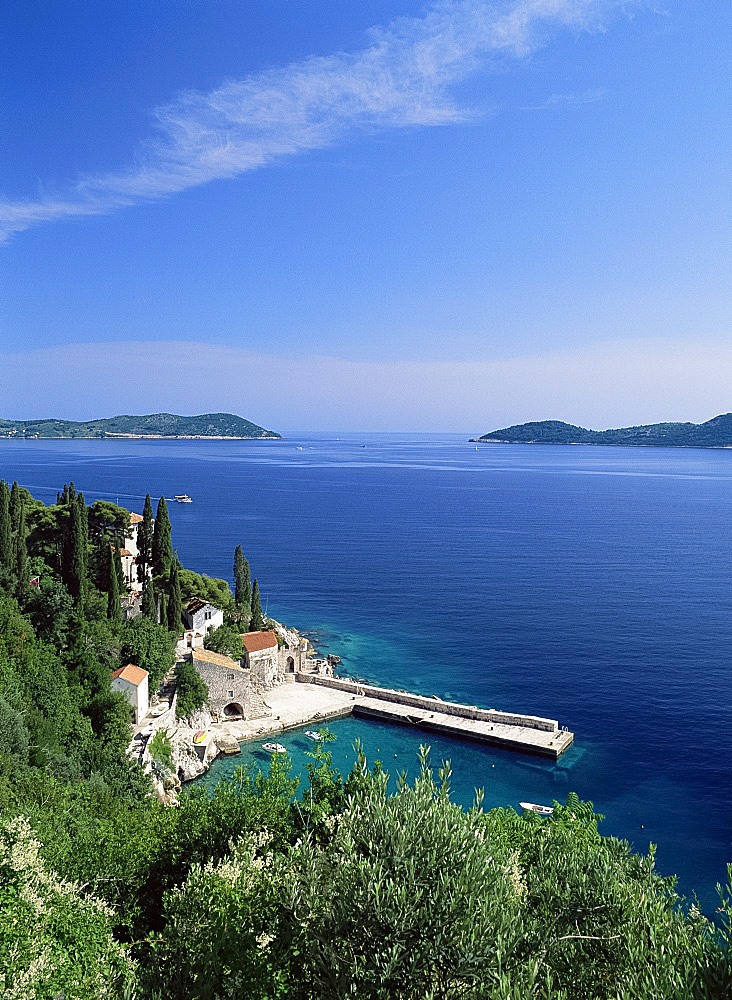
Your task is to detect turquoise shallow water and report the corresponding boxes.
[2,433,731,909]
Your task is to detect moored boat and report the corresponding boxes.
[262,742,287,754]
[192,730,207,745]
[519,801,554,816]
[304,730,321,741]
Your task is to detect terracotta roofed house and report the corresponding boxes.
[111,663,149,724]
[242,630,282,691]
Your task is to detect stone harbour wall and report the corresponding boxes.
[296,674,558,732]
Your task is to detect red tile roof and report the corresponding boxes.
[129,513,144,524]
[119,549,132,557]
[111,663,148,686]
[242,630,278,653]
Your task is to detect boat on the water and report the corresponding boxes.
[192,730,207,745]
[304,730,321,741]
[262,742,287,754]
[519,801,554,816]
[174,494,193,503]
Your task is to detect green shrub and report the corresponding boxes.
[149,726,174,769]
[175,660,209,720]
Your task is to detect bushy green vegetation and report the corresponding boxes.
[203,623,244,659]
[174,659,209,720]
[0,478,730,998]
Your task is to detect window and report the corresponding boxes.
[227,690,234,698]
[228,673,235,680]
[204,611,212,620]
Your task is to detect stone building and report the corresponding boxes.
[111,663,149,724]
[183,599,223,637]
[190,648,268,722]
[242,631,282,692]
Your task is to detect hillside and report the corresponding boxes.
[471,413,732,448]
[0,412,281,439]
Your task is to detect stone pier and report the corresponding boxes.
[216,675,574,761]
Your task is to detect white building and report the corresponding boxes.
[182,599,223,636]
[119,512,150,593]
[111,663,149,724]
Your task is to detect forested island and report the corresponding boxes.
[472,412,732,448]
[0,479,730,998]
[0,412,281,439]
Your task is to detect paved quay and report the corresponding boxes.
[211,678,573,761]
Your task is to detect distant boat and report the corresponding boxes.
[304,730,321,741]
[174,494,193,503]
[519,801,554,816]
[262,742,287,754]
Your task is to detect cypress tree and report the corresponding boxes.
[0,481,11,571]
[249,578,263,631]
[69,495,87,606]
[107,545,121,621]
[9,481,20,532]
[68,482,76,503]
[152,497,172,579]
[141,577,156,620]
[138,493,154,582]
[234,545,251,607]
[114,544,124,592]
[167,558,183,633]
[14,496,28,589]
[78,492,89,550]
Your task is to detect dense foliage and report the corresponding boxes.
[477,412,732,448]
[0,479,730,998]
[174,659,209,720]
[203,623,244,659]
[0,412,281,439]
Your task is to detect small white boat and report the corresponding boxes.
[520,801,554,816]
[262,742,287,754]
[174,494,193,503]
[304,730,321,741]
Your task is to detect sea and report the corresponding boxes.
[1,432,730,910]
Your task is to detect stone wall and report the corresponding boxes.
[249,647,283,692]
[295,674,558,732]
[192,652,269,722]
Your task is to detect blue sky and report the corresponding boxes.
[1,1,729,431]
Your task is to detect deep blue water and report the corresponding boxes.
[1,433,731,909]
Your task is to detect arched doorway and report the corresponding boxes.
[223,702,244,718]
[287,656,295,672]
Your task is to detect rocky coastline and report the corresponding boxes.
[146,620,339,803]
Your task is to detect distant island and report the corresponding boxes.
[0,412,281,440]
[471,412,732,449]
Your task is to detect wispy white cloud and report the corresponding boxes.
[0,334,726,432]
[521,86,607,109]
[1,0,626,243]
